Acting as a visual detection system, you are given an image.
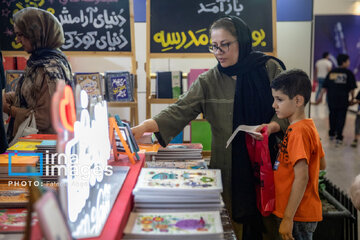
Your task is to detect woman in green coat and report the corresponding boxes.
[132,16,288,240]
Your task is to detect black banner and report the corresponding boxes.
[150,0,273,53]
[0,0,131,52]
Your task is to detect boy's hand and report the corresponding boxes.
[254,122,281,140]
[279,218,294,240]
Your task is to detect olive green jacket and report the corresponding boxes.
[153,59,289,208]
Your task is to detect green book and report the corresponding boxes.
[171,71,182,99]
[190,120,212,151]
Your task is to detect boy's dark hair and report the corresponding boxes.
[337,54,349,66]
[270,69,312,105]
[322,52,329,58]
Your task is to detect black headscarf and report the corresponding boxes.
[216,16,285,223]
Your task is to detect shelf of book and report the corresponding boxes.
[107,101,138,108]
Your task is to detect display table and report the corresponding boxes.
[31,154,145,240]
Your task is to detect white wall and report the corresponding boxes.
[68,0,360,125]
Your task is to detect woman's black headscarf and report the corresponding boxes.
[216,16,285,223]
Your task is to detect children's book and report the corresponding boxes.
[0,208,38,233]
[105,71,133,102]
[133,168,222,194]
[6,141,40,152]
[123,211,223,239]
[145,160,207,169]
[5,70,24,92]
[74,72,102,98]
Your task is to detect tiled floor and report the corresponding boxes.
[311,103,360,193]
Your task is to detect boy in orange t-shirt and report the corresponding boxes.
[269,69,326,240]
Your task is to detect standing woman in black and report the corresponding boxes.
[0,51,8,153]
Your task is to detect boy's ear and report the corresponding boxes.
[295,95,305,106]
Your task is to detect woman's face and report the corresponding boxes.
[210,28,239,67]
[14,25,33,53]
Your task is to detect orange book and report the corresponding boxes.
[138,143,160,153]
[19,134,57,142]
[0,154,38,167]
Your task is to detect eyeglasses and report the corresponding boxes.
[208,41,237,53]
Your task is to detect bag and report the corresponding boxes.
[246,126,275,216]
[9,112,38,146]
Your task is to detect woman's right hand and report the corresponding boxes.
[131,119,159,140]
[132,124,147,140]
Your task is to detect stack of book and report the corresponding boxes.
[123,211,224,239]
[35,140,60,182]
[132,168,223,212]
[147,143,203,161]
[0,153,39,179]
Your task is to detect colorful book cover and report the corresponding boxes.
[6,141,40,152]
[124,211,223,237]
[105,71,133,102]
[0,209,38,233]
[134,168,222,193]
[5,70,24,92]
[74,72,102,97]
[171,71,182,99]
[145,161,207,169]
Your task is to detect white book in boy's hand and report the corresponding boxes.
[226,125,262,148]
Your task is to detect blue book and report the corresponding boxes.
[156,71,172,98]
[105,71,133,102]
[170,131,183,144]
